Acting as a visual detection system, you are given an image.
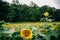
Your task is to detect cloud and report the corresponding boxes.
[55,0,60,4]
[30,0,59,9]
[4,0,60,9]
[54,0,60,9]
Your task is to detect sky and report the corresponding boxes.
[4,0,60,9]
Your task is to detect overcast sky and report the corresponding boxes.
[4,0,60,9]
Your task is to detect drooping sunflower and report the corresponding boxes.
[44,12,49,16]
[20,29,32,39]
[40,29,46,34]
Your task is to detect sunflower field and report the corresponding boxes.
[0,12,60,40]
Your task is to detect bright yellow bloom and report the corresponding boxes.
[40,29,46,34]
[20,29,32,39]
[44,12,49,16]
[50,27,56,30]
[48,23,53,26]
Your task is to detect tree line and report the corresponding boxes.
[0,0,60,22]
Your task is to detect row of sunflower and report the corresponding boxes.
[0,12,60,40]
[0,23,60,40]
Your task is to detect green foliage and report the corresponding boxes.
[0,0,60,22]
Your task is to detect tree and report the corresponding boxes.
[0,0,60,22]
[0,1,10,21]
[54,9,60,21]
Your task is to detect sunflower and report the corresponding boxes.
[20,29,32,39]
[44,12,49,16]
[40,29,46,34]
[48,23,53,27]
[14,27,17,32]
[50,27,56,30]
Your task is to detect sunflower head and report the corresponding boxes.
[40,29,46,34]
[48,23,53,27]
[20,29,32,39]
[44,12,49,16]
[50,27,56,30]
[14,27,18,32]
